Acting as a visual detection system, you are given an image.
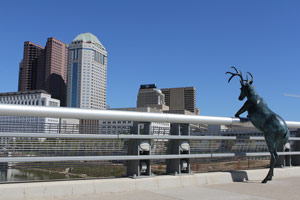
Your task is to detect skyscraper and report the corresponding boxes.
[18,38,68,106]
[43,38,68,106]
[67,32,107,109]
[18,41,44,91]
[161,87,196,113]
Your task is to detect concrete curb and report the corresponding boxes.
[0,167,300,200]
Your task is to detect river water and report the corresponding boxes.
[0,168,76,182]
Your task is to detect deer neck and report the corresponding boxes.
[247,88,259,102]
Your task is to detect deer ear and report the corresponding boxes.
[247,72,253,85]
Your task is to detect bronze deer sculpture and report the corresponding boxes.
[226,67,290,183]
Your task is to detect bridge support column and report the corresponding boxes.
[0,162,8,182]
[166,123,191,175]
[126,122,151,177]
[292,129,300,166]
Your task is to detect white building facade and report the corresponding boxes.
[99,107,170,135]
[0,90,60,133]
[67,32,107,109]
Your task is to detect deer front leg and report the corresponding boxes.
[235,101,250,118]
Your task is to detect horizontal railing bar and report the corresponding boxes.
[211,153,235,157]
[246,151,300,156]
[242,136,300,141]
[0,132,237,140]
[247,136,264,140]
[0,154,222,162]
[0,152,299,162]
[287,138,300,141]
[0,132,298,141]
[0,132,118,139]
[0,104,299,128]
[120,135,237,140]
[277,152,300,155]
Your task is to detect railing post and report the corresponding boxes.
[284,142,292,167]
[126,122,151,177]
[276,141,291,167]
[292,129,300,166]
[166,123,191,175]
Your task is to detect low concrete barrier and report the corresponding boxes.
[1,167,300,200]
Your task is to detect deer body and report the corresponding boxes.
[227,67,289,183]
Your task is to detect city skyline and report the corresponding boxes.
[0,1,299,121]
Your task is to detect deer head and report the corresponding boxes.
[226,66,254,101]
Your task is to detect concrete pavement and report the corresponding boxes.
[1,167,300,200]
[58,176,300,200]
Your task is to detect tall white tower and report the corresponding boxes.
[67,33,107,109]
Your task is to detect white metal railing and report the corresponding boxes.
[0,104,299,179]
[0,104,300,128]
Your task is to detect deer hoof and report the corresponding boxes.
[261,179,268,184]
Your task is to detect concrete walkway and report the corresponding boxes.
[1,167,300,200]
[58,176,300,200]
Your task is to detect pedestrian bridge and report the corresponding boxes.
[0,104,299,190]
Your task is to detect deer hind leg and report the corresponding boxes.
[262,151,277,183]
[262,140,279,184]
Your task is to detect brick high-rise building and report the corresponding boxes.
[18,42,44,91]
[44,38,68,106]
[18,38,68,106]
[161,87,196,113]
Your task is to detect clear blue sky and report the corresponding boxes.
[0,0,299,121]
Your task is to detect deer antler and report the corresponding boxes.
[226,66,244,84]
[247,72,253,85]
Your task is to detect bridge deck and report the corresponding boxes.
[1,166,300,200]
